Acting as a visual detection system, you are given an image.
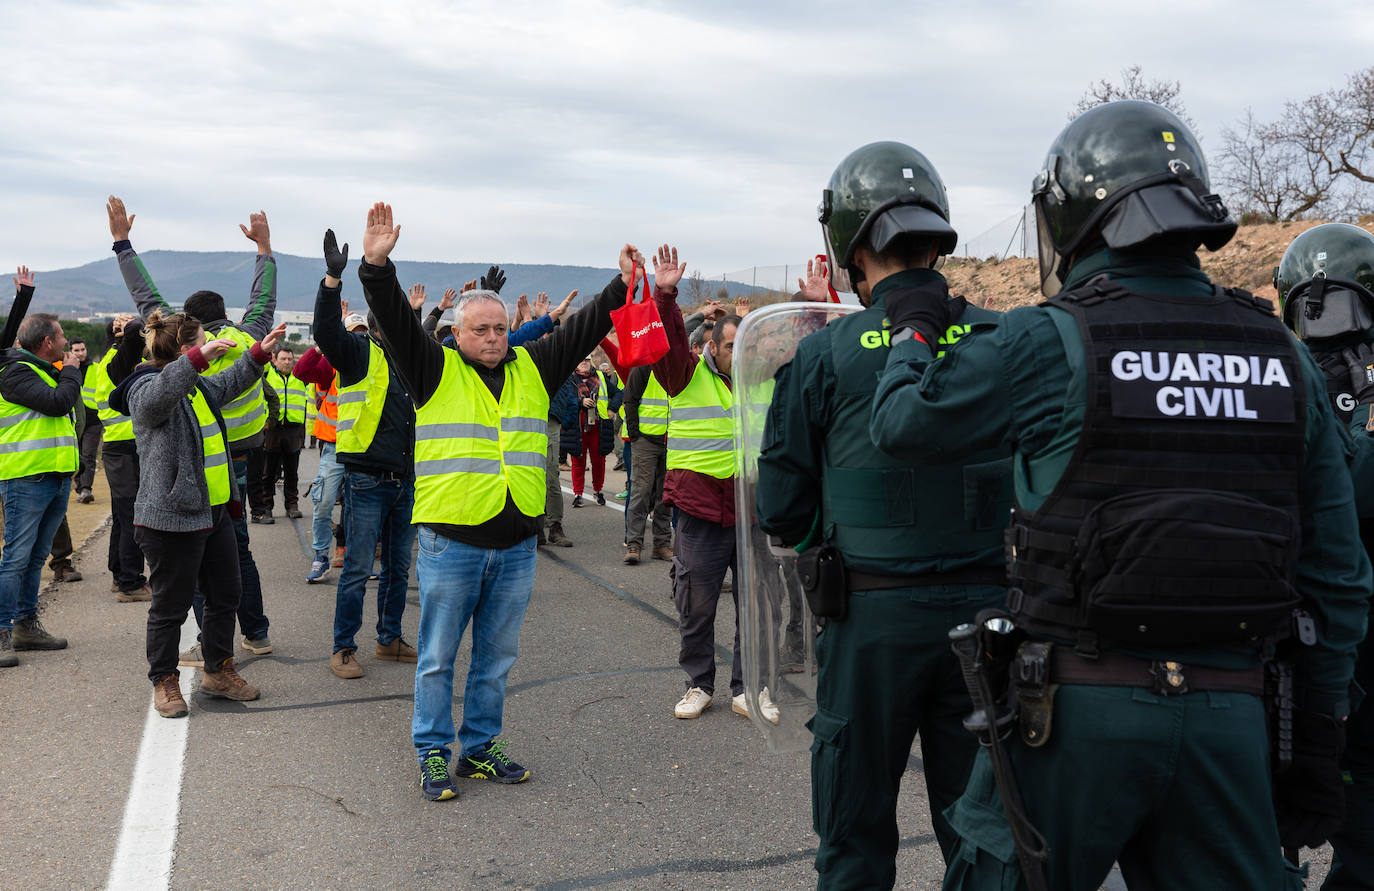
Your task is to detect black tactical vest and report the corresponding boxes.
[821,294,1012,576]
[1005,280,1306,652]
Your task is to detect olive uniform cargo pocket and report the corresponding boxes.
[808,708,856,844]
[942,757,1022,891]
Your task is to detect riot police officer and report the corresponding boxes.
[756,141,1013,888]
[1276,222,1374,890]
[869,101,1370,889]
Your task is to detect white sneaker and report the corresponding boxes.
[674,687,712,719]
[731,687,780,725]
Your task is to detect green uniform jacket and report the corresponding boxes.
[758,268,1013,576]
[870,248,1370,716]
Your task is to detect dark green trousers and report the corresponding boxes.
[1323,629,1374,890]
[810,584,1004,890]
[941,684,1303,891]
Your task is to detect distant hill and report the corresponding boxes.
[31,251,769,316]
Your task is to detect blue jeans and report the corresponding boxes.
[333,470,415,652]
[0,473,71,630]
[192,454,269,639]
[412,527,536,759]
[310,441,344,554]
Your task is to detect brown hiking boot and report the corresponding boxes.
[375,638,418,663]
[652,545,675,561]
[154,674,188,718]
[199,659,260,701]
[117,584,152,603]
[331,648,364,679]
[53,565,83,582]
[333,545,346,568]
[624,545,641,565]
[546,522,573,547]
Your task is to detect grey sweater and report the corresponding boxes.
[116,349,267,532]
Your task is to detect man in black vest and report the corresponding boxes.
[756,142,1012,889]
[870,101,1370,890]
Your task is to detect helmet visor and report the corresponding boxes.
[821,222,856,294]
[1284,278,1374,342]
[1034,203,1065,297]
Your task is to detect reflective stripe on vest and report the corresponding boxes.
[412,348,550,525]
[594,369,610,420]
[203,326,265,444]
[312,378,340,442]
[638,372,669,436]
[94,349,133,442]
[189,387,231,506]
[266,368,309,424]
[80,364,98,410]
[0,362,78,480]
[666,355,734,479]
[335,343,388,456]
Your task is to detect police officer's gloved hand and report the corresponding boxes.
[1273,710,1346,850]
[1341,343,1374,406]
[482,264,507,294]
[323,229,349,279]
[886,289,950,350]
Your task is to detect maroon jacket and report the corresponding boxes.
[651,287,735,528]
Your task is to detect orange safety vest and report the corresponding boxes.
[312,375,340,443]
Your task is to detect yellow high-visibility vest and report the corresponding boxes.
[94,349,134,442]
[202,326,265,445]
[638,372,669,436]
[412,348,549,525]
[0,360,78,480]
[335,341,388,456]
[189,386,231,505]
[666,355,734,480]
[266,367,309,424]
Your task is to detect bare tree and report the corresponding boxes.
[1216,67,1374,221]
[683,269,708,304]
[1072,64,1196,131]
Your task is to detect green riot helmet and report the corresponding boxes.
[1275,223,1374,343]
[1031,100,1237,296]
[819,141,958,293]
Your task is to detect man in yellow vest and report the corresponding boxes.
[70,337,101,504]
[93,313,150,602]
[648,246,767,722]
[0,311,81,666]
[262,346,308,519]
[108,195,275,657]
[294,346,345,581]
[621,365,673,564]
[352,202,637,801]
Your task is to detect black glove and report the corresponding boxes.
[886,286,953,351]
[482,264,506,294]
[323,229,349,279]
[1342,343,1374,406]
[1273,710,1346,850]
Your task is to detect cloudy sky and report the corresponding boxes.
[3,0,1370,279]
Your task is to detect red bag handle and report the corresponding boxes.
[628,261,652,305]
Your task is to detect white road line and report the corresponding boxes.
[107,620,197,891]
[561,485,627,514]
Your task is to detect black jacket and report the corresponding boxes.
[0,349,82,422]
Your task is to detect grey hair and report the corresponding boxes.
[17,313,61,352]
[453,290,506,333]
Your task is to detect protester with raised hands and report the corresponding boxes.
[108,312,285,718]
[350,201,636,802]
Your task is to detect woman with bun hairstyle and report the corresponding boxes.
[109,311,286,718]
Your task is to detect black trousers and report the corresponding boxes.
[245,445,271,516]
[103,445,146,592]
[671,511,741,697]
[74,418,102,492]
[137,507,241,680]
[262,447,301,512]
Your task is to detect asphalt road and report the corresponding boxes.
[0,448,1334,889]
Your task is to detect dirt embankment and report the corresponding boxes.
[943,219,1374,312]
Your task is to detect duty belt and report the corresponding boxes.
[848,565,1007,592]
[1048,648,1266,697]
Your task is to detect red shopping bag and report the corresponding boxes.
[609,262,670,367]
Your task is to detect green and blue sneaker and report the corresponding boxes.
[454,739,531,784]
[419,748,457,801]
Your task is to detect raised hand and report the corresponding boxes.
[618,243,646,288]
[439,288,457,311]
[340,298,350,319]
[653,244,687,292]
[482,264,507,294]
[461,279,478,293]
[106,196,135,241]
[200,338,238,363]
[112,313,135,338]
[409,283,428,311]
[549,290,577,322]
[323,229,349,280]
[240,210,272,254]
[13,266,34,292]
[260,322,288,353]
[516,294,531,324]
[734,296,751,316]
[797,257,831,302]
[701,300,727,321]
[363,202,401,265]
[532,292,551,318]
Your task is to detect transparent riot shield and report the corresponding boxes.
[734,301,860,752]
